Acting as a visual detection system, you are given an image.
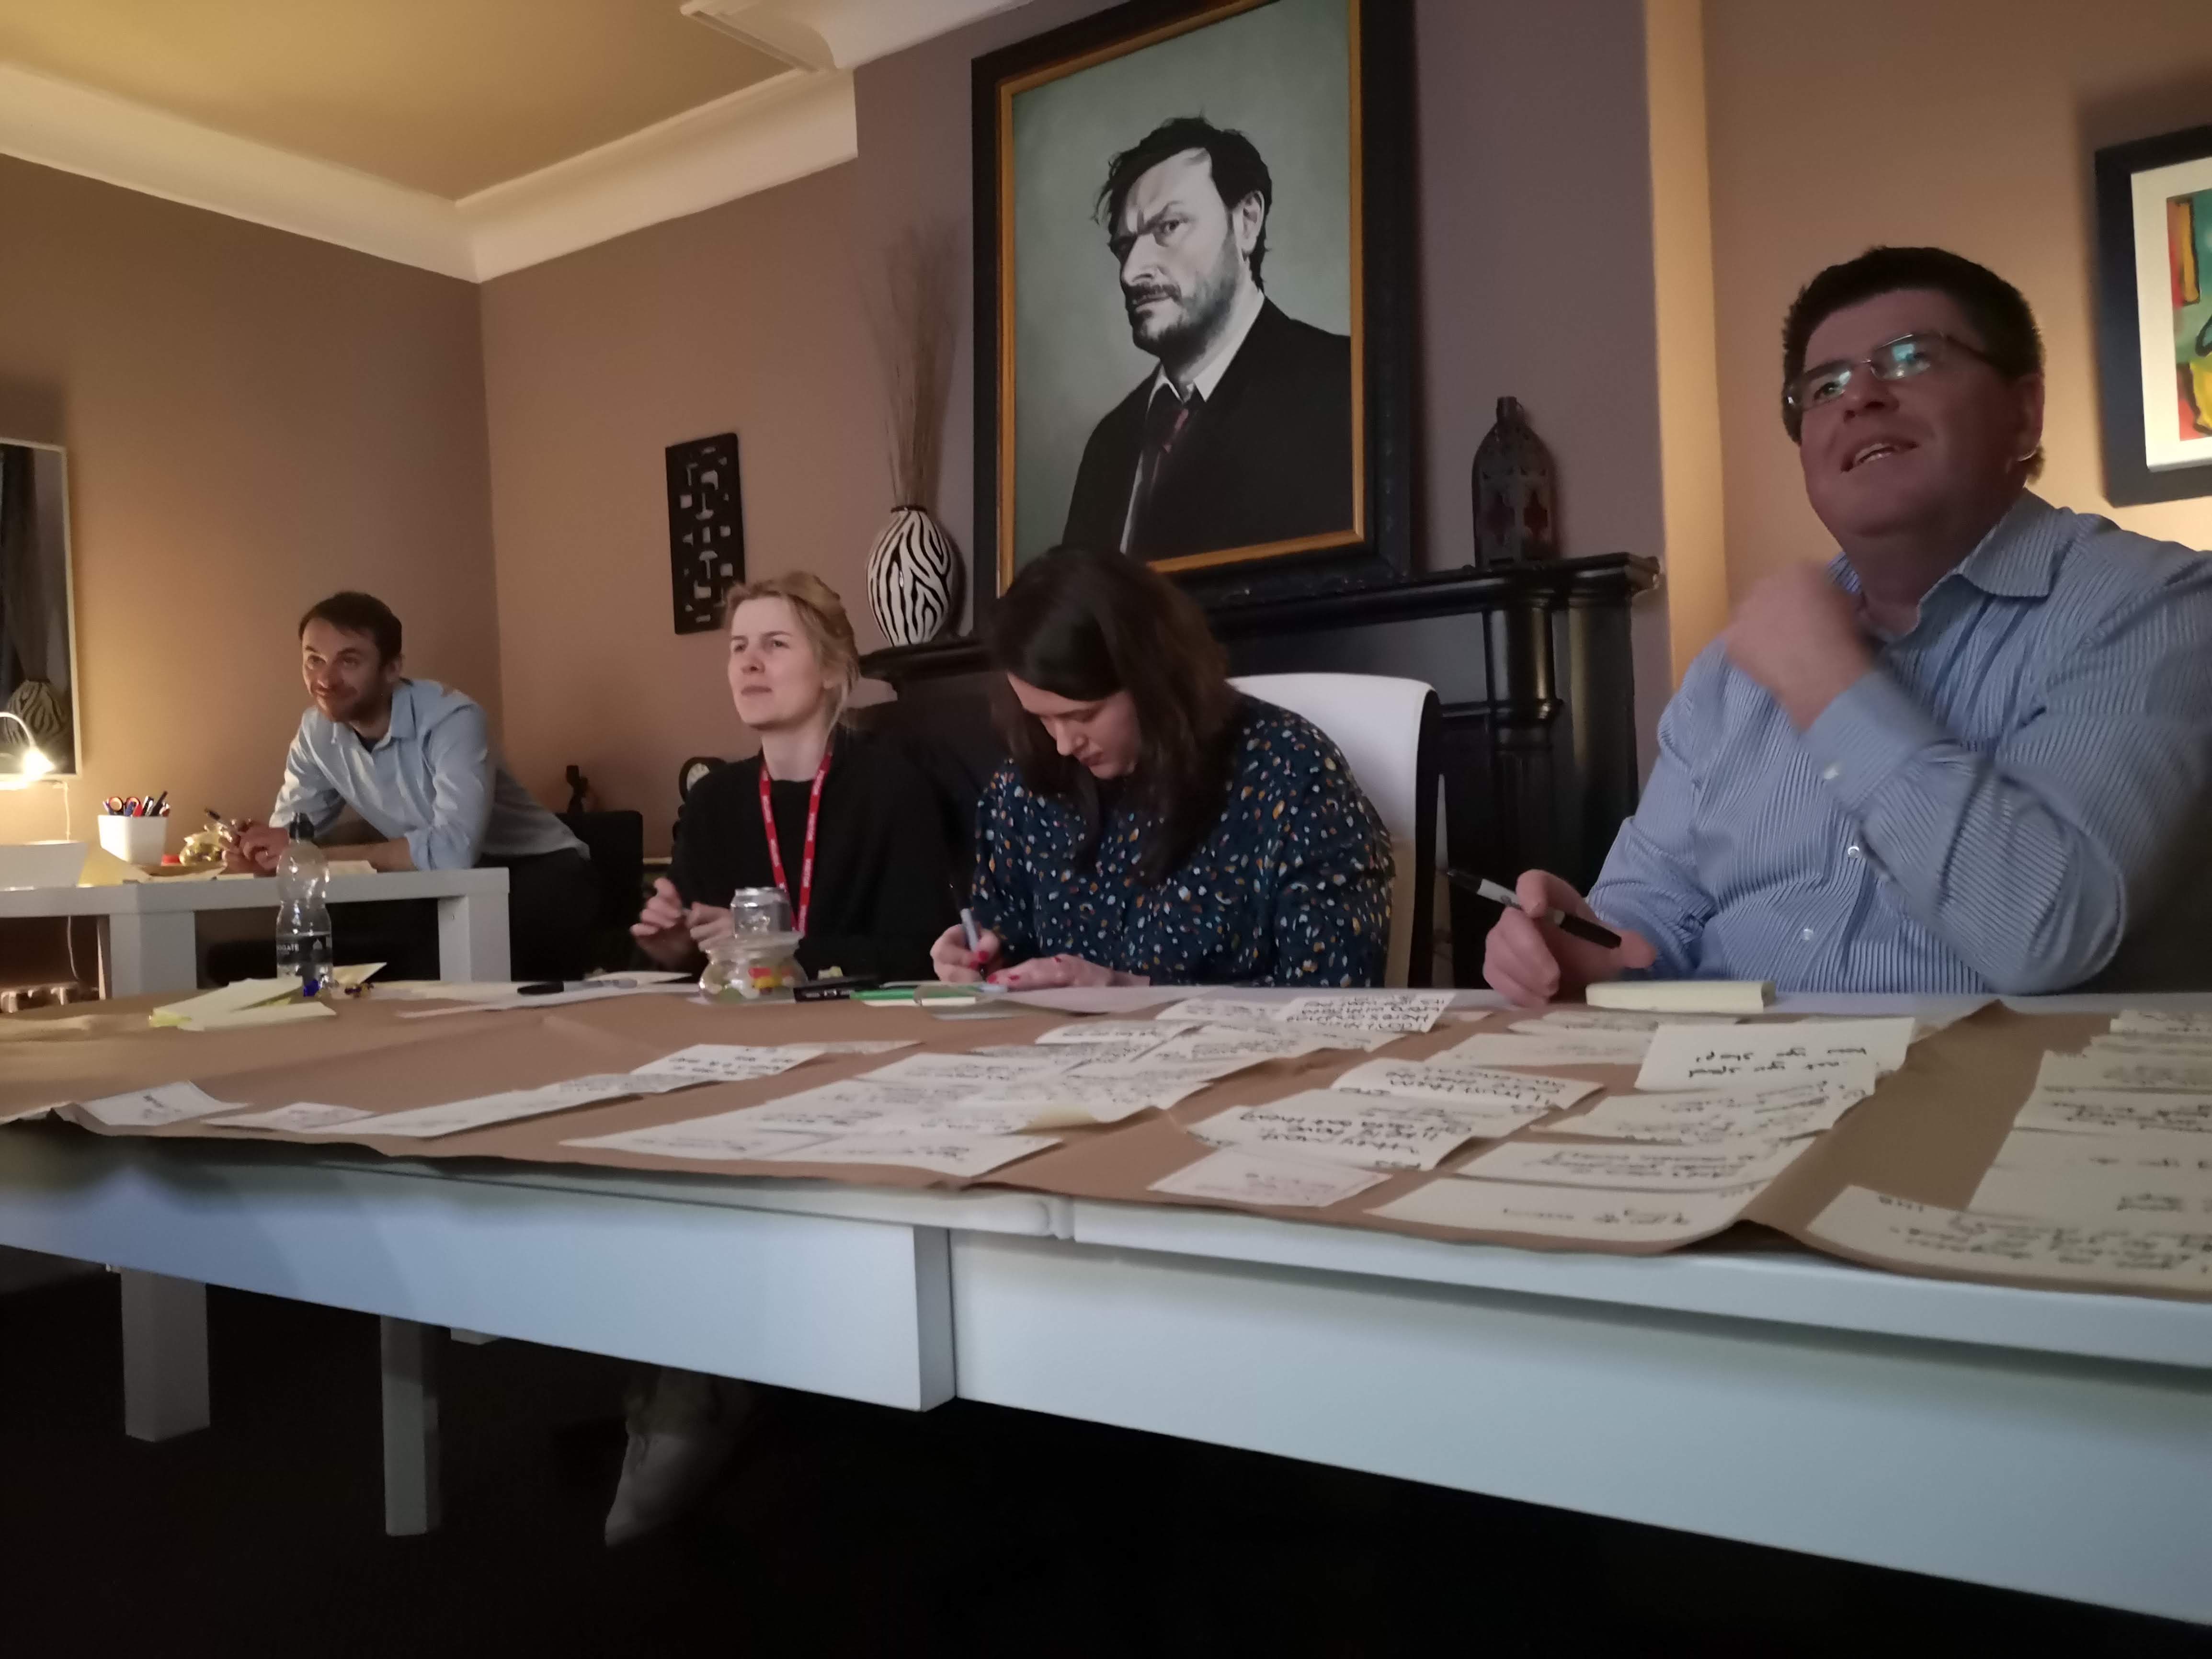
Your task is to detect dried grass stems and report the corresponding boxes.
[867,222,961,511]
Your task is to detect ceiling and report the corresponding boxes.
[0,0,789,199]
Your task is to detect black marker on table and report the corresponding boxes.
[1445,868,1623,950]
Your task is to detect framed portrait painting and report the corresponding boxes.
[2095,124,2212,505]
[972,0,1413,609]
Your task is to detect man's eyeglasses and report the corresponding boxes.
[1785,331,1996,415]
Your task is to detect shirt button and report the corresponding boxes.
[1846,843,1862,860]
[1800,927,1816,942]
[1821,763,1842,783]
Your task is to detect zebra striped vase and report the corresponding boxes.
[866,505,960,646]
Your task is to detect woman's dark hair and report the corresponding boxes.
[986,548,1239,883]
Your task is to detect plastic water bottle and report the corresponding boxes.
[273,825,333,994]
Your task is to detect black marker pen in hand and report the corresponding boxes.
[1447,869,1623,950]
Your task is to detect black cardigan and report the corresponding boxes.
[668,729,958,981]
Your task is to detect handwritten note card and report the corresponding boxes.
[2037,1052,2212,1094]
[1273,991,1456,1034]
[1805,1185,2212,1291]
[1129,1024,1322,1067]
[2014,1086,2212,1138]
[979,1073,1210,1125]
[206,1102,376,1133]
[1972,1163,2212,1231]
[1442,1030,1654,1068]
[635,1045,822,1083]
[1635,1021,1904,1091]
[1192,1093,1484,1170]
[2110,1010,2212,1037]
[78,1082,241,1128]
[321,1073,655,1138]
[1149,1148,1388,1208]
[565,1114,827,1162]
[1543,1079,1863,1145]
[1513,1010,1740,1034]
[1330,1059,1597,1119]
[1034,1021,1174,1048]
[1371,1177,1761,1243]
[762,1132,1058,1178]
[864,1051,1080,1088]
[1457,1133,1810,1193]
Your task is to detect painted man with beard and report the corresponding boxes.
[1061,116,1353,561]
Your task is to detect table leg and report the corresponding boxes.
[380,1318,444,1535]
[119,1271,210,1441]
[435,891,509,982]
[104,911,199,997]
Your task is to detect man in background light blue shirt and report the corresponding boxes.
[226,591,593,979]
[1486,246,2212,1002]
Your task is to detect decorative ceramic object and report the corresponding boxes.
[867,505,960,645]
[1471,396,1559,567]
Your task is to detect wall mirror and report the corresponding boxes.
[0,438,79,780]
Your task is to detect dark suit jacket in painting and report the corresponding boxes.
[1061,299,1354,560]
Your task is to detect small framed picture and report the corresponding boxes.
[2094,123,2212,505]
[972,0,1413,606]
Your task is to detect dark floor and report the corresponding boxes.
[0,1273,2201,1657]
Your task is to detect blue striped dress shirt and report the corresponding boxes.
[1591,493,2212,993]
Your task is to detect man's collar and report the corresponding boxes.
[1826,491,2058,604]
[1150,283,1267,405]
[351,679,414,750]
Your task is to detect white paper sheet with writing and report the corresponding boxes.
[78,1082,242,1128]
[1457,1133,1811,1192]
[976,1072,1216,1125]
[1122,1024,1322,1067]
[1972,1162,2212,1231]
[1805,1185,2212,1291]
[2110,1010,2212,1037]
[1441,1029,1654,1067]
[1147,996,1396,1050]
[861,1051,1082,1088]
[1329,1058,1597,1122]
[1543,1079,1864,1145]
[1371,1176,1761,1242]
[565,1113,828,1162]
[1513,1010,1740,1034]
[738,1078,991,1133]
[2014,1086,2212,1138]
[2037,1051,2212,1094]
[761,1131,1058,1177]
[633,1045,824,1083]
[800,1040,919,1056]
[1272,991,1455,1034]
[205,1102,376,1132]
[314,1073,673,1139]
[1191,1093,1485,1170]
[1987,1126,2212,1174]
[1150,1147,1389,1208]
[1033,1021,1175,1048]
[1635,1022,1904,1091]
[2084,1031,2212,1061]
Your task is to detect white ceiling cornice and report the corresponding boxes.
[0,60,474,278]
[0,0,1032,282]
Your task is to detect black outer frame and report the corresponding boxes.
[2094,123,2212,507]
[969,0,1416,632]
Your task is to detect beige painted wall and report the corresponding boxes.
[1705,0,2212,606]
[479,163,881,842]
[482,0,1682,853]
[0,154,499,848]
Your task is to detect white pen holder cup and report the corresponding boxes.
[97,813,168,864]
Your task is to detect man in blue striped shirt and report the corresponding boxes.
[1487,247,2212,1001]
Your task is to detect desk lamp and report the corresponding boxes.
[0,710,54,789]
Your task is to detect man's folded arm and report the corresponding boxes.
[1802,575,2212,993]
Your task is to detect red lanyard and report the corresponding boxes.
[758,745,831,935]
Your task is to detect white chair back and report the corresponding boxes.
[1230,673,1439,987]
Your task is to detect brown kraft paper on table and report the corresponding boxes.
[1742,1006,2209,1300]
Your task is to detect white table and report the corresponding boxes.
[0,865,513,996]
[0,865,512,1441]
[0,1125,2203,1621]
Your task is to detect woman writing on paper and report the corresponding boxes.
[931,548,1392,989]
[632,571,957,982]
[613,571,954,1548]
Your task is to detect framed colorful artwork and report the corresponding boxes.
[2094,124,2212,505]
[971,0,1414,610]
